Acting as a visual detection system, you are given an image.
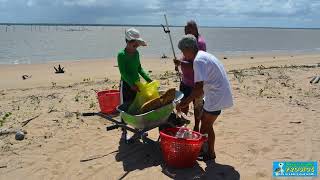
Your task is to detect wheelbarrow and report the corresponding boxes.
[82,91,184,144]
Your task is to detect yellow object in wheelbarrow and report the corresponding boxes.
[127,80,160,114]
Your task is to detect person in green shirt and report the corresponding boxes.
[118,28,152,139]
[117,27,152,106]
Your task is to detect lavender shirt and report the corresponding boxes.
[181,35,207,87]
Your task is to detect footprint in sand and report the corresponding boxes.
[256,171,267,178]
[280,156,292,160]
[248,144,258,154]
[261,146,272,153]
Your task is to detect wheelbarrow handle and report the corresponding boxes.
[106,124,119,131]
[82,112,96,116]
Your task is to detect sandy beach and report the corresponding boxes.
[0,53,320,180]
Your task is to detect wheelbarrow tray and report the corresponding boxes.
[117,90,184,130]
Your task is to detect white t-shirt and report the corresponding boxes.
[194,51,233,111]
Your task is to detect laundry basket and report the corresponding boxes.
[160,127,207,168]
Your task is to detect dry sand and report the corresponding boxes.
[0,53,319,180]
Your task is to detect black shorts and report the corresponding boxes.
[203,109,221,116]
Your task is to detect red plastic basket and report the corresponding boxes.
[97,90,120,114]
[160,127,207,168]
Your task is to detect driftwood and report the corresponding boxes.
[289,121,302,124]
[22,75,32,80]
[54,64,65,74]
[0,128,27,136]
[21,114,41,127]
[80,150,118,162]
[310,76,320,84]
[0,165,7,169]
[47,106,58,113]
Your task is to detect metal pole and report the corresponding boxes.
[162,14,181,82]
[164,14,176,60]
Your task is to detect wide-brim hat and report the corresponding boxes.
[125,28,147,46]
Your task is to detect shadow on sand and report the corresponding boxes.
[115,138,240,180]
[162,161,240,180]
[115,138,162,179]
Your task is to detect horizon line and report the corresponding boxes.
[0,22,319,30]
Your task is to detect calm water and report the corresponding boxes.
[1,25,320,64]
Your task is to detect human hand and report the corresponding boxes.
[176,100,189,112]
[173,58,181,66]
[131,85,140,92]
[175,65,179,72]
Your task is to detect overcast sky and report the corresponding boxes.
[0,0,320,28]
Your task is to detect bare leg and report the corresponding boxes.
[193,98,203,132]
[200,111,219,158]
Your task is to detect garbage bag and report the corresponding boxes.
[128,80,160,114]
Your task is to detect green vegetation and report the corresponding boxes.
[0,112,12,126]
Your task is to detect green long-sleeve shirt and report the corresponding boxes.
[117,49,151,87]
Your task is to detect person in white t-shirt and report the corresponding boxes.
[176,34,233,161]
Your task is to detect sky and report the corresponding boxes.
[0,0,320,28]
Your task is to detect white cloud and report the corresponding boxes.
[27,0,35,7]
[0,0,319,27]
[63,0,109,7]
[165,0,316,17]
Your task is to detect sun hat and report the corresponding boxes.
[125,28,147,46]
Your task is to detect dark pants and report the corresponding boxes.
[119,80,136,134]
[120,80,137,104]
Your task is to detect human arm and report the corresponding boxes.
[137,58,152,83]
[173,56,193,68]
[176,58,206,110]
[138,65,152,83]
[176,81,204,110]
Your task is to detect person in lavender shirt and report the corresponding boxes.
[174,20,206,132]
